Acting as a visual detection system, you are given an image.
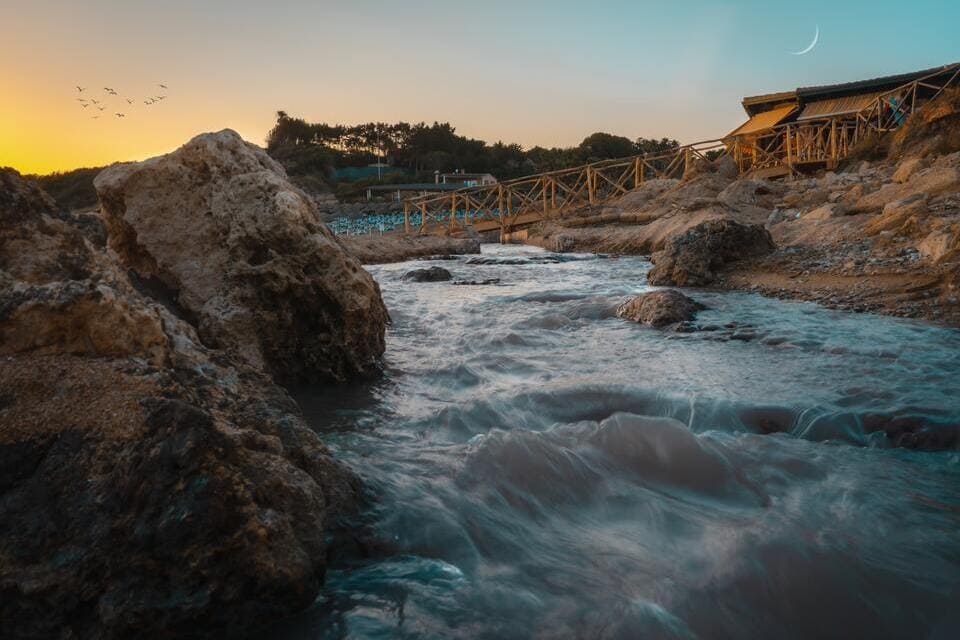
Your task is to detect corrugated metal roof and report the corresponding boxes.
[797,62,959,98]
[741,62,960,114]
[727,104,797,137]
[795,91,887,121]
[741,91,798,116]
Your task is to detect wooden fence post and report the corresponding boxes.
[785,125,792,170]
[542,178,549,218]
[404,202,410,235]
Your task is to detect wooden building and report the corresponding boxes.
[728,62,960,176]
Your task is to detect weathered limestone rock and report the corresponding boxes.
[614,178,679,211]
[647,219,776,286]
[865,193,930,236]
[616,289,705,327]
[94,129,388,383]
[717,178,784,210]
[803,203,847,222]
[401,265,453,282]
[892,157,925,183]
[852,166,959,213]
[0,169,168,362]
[1,168,361,639]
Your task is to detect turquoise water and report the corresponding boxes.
[279,244,960,639]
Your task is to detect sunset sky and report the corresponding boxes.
[3,0,958,175]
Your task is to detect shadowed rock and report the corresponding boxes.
[616,289,706,327]
[401,266,453,282]
[1,167,361,639]
[647,219,775,286]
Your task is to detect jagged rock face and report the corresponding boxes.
[0,168,360,638]
[94,129,388,383]
[647,219,775,287]
[0,168,169,362]
[616,289,705,327]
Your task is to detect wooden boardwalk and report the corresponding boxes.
[383,63,960,238]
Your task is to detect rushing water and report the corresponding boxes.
[278,244,960,639]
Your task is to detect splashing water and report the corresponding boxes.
[275,244,960,639]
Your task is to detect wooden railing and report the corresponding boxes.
[732,63,960,176]
[351,62,960,236]
[401,139,729,234]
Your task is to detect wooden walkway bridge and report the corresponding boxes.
[367,63,960,238]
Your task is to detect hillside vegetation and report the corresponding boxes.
[266,111,678,197]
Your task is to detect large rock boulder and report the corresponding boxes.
[94,129,388,383]
[647,219,775,286]
[616,289,705,327]
[0,168,360,638]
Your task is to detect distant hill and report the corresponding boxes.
[30,166,104,211]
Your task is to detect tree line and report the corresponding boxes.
[266,111,679,184]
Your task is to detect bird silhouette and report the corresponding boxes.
[126,98,134,104]
[92,115,100,119]
[76,86,85,92]
[81,103,90,108]
[115,113,125,118]
[159,83,167,89]
[97,106,105,111]
[76,97,87,102]
[90,98,99,104]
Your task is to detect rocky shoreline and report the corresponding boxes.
[517,90,960,326]
[1,131,387,638]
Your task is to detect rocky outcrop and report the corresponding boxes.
[616,289,705,327]
[94,129,388,383]
[647,219,776,286]
[401,266,452,282]
[1,166,364,638]
[888,87,960,160]
[339,233,481,265]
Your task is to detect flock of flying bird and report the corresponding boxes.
[74,83,169,119]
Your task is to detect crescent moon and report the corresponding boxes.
[790,25,820,55]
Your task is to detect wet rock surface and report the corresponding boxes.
[616,289,706,327]
[401,266,453,282]
[0,164,368,638]
[95,129,388,383]
[647,219,776,287]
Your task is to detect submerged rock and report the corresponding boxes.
[0,168,361,638]
[95,129,388,383]
[647,219,775,286]
[401,265,453,282]
[616,289,706,327]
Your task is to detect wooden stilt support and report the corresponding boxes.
[404,202,410,234]
[542,177,549,218]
